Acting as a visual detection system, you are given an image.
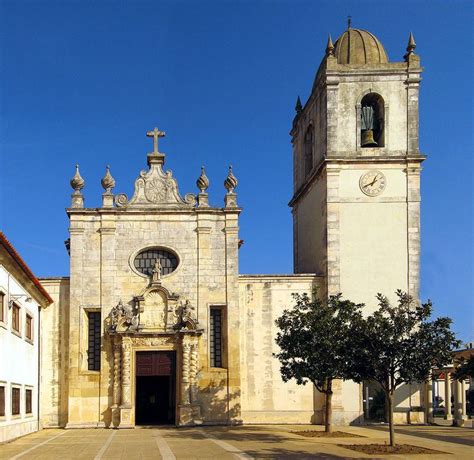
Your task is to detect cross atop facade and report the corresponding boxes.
[146,127,166,154]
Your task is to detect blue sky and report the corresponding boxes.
[0,0,472,342]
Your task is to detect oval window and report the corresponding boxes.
[133,248,179,276]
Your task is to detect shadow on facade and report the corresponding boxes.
[197,380,242,425]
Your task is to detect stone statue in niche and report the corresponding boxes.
[151,258,162,284]
[108,300,139,333]
[175,299,198,330]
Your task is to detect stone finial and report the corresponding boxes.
[295,96,303,114]
[224,166,238,208]
[407,32,416,54]
[326,34,335,57]
[196,166,209,193]
[70,164,85,208]
[101,165,116,193]
[224,165,238,194]
[347,15,352,29]
[70,164,85,192]
[197,166,210,208]
[404,32,419,64]
[101,165,116,207]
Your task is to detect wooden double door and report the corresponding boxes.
[135,351,176,425]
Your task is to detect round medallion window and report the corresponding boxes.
[133,248,179,277]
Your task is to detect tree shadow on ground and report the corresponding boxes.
[365,425,474,447]
[163,426,349,458]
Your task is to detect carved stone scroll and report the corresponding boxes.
[115,162,193,208]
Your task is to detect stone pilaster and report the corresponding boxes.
[119,337,133,428]
[406,74,421,154]
[190,341,199,404]
[224,211,242,422]
[65,221,84,427]
[326,166,340,296]
[111,340,122,427]
[181,342,191,406]
[406,163,421,300]
[325,80,339,156]
[99,217,116,427]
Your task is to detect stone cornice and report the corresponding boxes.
[239,273,321,282]
[67,207,236,216]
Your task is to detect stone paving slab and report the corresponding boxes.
[0,424,473,459]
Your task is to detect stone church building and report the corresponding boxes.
[38,26,426,428]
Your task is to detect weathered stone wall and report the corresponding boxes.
[38,277,70,428]
[238,274,323,423]
[66,205,241,427]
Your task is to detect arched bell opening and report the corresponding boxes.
[360,93,385,148]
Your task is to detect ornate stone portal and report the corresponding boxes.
[107,275,203,428]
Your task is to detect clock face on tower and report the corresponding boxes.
[359,170,386,196]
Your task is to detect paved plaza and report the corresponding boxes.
[0,424,473,459]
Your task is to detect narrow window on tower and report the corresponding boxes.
[87,311,101,371]
[361,93,385,148]
[304,126,314,178]
[209,307,225,368]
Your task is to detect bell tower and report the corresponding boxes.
[290,26,424,308]
[290,24,425,424]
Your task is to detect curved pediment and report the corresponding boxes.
[115,162,196,209]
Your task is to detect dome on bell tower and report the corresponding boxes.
[334,28,388,64]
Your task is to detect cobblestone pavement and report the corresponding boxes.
[0,424,472,459]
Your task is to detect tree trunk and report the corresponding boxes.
[387,390,395,447]
[325,379,333,433]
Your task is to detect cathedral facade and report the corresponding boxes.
[38,26,426,429]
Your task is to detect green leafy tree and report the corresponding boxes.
[351,290,460,446]
[274,293,363,433]
[453,355,474,380]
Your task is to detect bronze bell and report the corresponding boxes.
[361,129,378,147]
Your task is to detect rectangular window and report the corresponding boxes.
[0,292,4,323]
[12,303,20,333]
[209,307,223,368]
[12,387,20,415]
[87,312,101,371]
[0,386,5,416]
[25,389,32,414]
[26,314,33,341]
